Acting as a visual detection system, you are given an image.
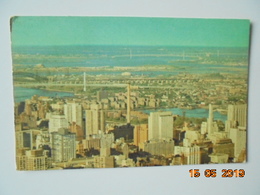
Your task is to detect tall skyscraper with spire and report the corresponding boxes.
[201,104,218,135]
[83,72,86,92]
[207,104,214,135]
[127,83,131,124]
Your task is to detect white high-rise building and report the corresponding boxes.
[148,112,173,140]
[207,104,214,135]
[229,126,246,162]
[184,146,201,165]
[51,128,76,162]
[225,104,247,137]
[64,103,83,128]
[85,104,105,137]
[201,104,218,135]
[49,114,68,133]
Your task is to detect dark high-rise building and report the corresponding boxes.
[97,90,108,101]
[110,124,134,141]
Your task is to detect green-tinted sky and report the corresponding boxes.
[11,16,250,47]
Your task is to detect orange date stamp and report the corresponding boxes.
[189,169,245,178]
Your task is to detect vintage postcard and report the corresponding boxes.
[11,17,250,170]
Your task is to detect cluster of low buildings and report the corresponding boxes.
[48,72,247,110]
[24,73,242,120]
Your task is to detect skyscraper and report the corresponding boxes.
[225,104,247,136]
[51,128,76,162]
[229,126,246,162]
[174,145,201,165]
[227,104,247,127]
[85,104,105,137]
[127,83,131,124]
[134,124,148,149]
[148,111,173,140]
[201,104,218,135]
[64,103,83,129]
[49,114,68,133]
[207,104,214,135]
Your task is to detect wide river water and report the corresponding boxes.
[14,87,75,103]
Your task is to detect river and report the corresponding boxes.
[142,108,226,122]
[14,87,75,103]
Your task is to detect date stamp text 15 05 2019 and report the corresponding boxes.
[189,169,245,178]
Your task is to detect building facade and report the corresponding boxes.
[226,104,247,136]
[64,102,83,129]
[148,112,173,140]
[51,128,76,162]
[49,114,68,133]
[85,104,105,136]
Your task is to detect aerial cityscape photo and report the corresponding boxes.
[11,17,250,170]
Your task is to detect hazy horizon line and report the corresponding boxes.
[11,44,249,49]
